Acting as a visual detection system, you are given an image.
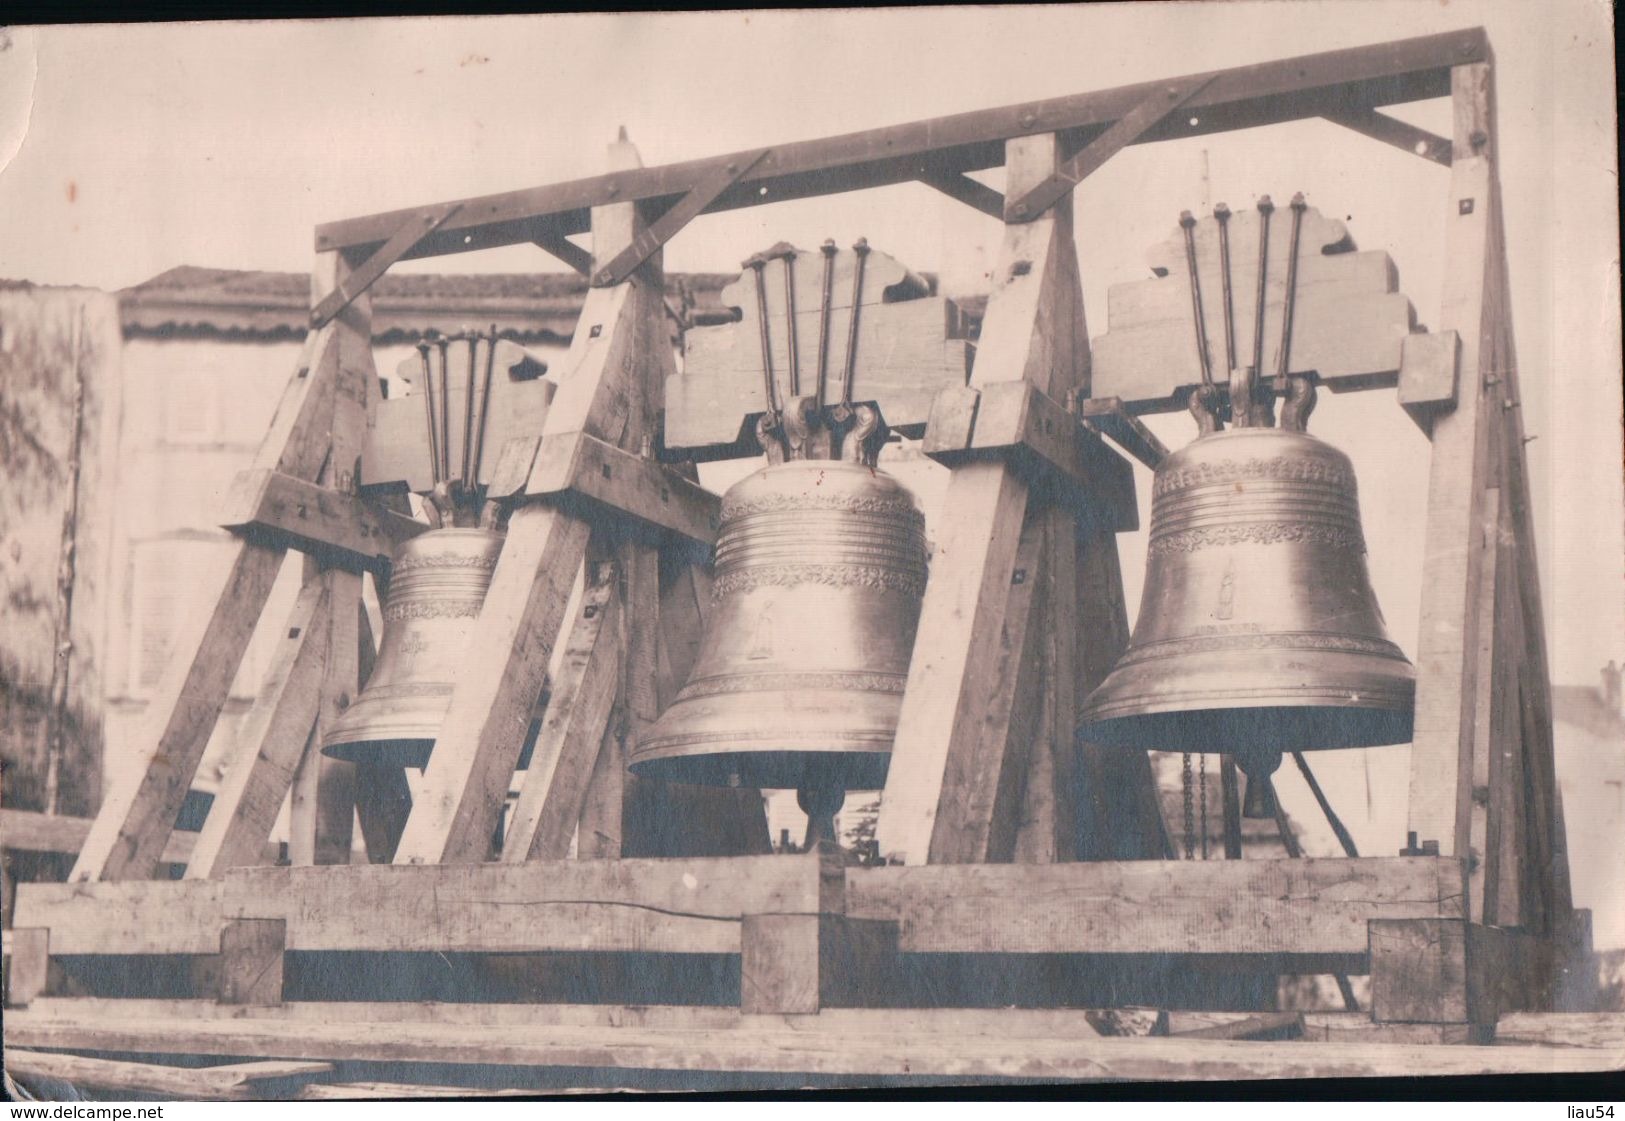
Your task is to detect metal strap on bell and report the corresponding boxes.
[1077,198,1414,815]
[632,242,929,832]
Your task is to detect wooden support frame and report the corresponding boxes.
[39,29,1576,1074]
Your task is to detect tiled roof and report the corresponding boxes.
[118,265,741,343]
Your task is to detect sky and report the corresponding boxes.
[0,4,1619,874]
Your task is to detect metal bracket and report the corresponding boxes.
[310,202,462,328]
[1006,76,1215,221]
[591,149,771,287]
[1323,107,1453,167]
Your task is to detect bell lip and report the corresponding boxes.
[321,737,433,769]
[628,746,891,791]
[1075,697,1415,753]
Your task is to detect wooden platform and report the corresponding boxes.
[7,1001,1620,1087]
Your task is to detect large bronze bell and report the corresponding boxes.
[630,458,929,803]
[323,527,504,768]
[1077,375,1415,814]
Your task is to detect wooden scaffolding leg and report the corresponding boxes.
[70,268,358,883]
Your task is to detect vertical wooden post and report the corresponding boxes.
[215,918,286,1006]
[289,250,373,867]
[5,928,50,1007]
[1405,61,1499,868]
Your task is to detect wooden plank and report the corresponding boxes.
[5,1050,332,1101]
[741,914,899,1015]
[918,169,1005,220]
[879,132,1085,866]
[391,506,591,864]
[1397,329,1462,433]
[1078,396,1169,469]
[1466,486,1503,922]
[1494,1013,1625,1050]
[310,202,460,326]
[1013,509,1077,863]
[533,229,594,276]
[1405,62,1498,860]
[70,544,287,883]
[1167,1011,1304,1041]
[315,30,1485,257]
[16,854,834,957]
[526,430,721,545]
[5,927,49,1006]
[1323,106,1453,165]
[12,1010,1619,1082]
[219,468,424,572]
[846,857,1461,955]
[185,579,330,879]
[503,574,621,861]
[0,809,207,865]
[1369,917,1492,1025]
[1008,75,1215,220]
[363,343,555,492]
[217,918,286,1006]
[17,879,229,954]
[669,294,970,450]
[592,148,769,286]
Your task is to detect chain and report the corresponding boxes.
[1181,752,1195,860]
[1199,753,1209,860]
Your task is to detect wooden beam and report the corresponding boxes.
[184,579,330,879]
[1370,917,1495,1025]
[741,915,899,1014]
[533,230,594,276]
[525,430,722,545]
[1078,396,1169,469]
[0,809,220,866]
[590,149,769,287]
[309,202,460,327]
[12,1010,1618,1082]
[502,572,621,861]
[1168,1011,1304,1041]
[219,468,425,572]
[879,132,1080,865]
[846,856,1463,955]
[216,918,286,1006]
[5,927,48,1006]
[1323,106,1453,166]
[1007,75,1215,221]
[16,854,835,957]
[4,1051,332,1101]
[1405,62,1499,862]
[918,169,1005,219]
[315,29,1487,258]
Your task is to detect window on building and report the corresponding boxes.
[164,367,223,444]
[128,538,232,695]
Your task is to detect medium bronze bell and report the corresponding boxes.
[324,527,505,768]
[1077,382,1414,815]
[630,459,929,806]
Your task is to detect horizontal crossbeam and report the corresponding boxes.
[315,29,1486,260]
[525,430,722,545]
[219,469,427,572]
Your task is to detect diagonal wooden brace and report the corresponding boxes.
[1323,107,1453,166]
[591,149,770,287]
[918,169,1006,220]
[1006,76,1214,221]
[310,202,461,328]
[533,228,595,276]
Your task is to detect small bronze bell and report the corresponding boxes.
[1077,374,1415,815]
[630,458,929,806]
[323,527,504,768]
